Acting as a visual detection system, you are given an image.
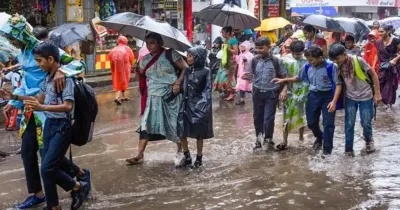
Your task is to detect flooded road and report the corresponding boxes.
[0,88,399,210]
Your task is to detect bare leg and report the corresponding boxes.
[283,124,289,145]
[176,142,183,153]
[125,139,147,164]
[115,91,121,100]
[121,90,126,99]
[299,127,305,142]
[180,137,189,153]
[34,191,45,198]
[196,139,203,156]
[277,124,289,151]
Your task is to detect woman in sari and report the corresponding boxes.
[214,26,238,101]
[377,25,400,108]
[125,33,188,165]
[276,41,308,150]
[303,25,328,58]
[363,31,379,73]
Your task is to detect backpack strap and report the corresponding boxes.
[304,63,311,82]
[251,55,261,74]
[272,55,281,78]
[165,48,180,75]
[353,56,371,84]
[325,61,335,91]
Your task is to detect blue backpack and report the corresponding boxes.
[304,62,344,110]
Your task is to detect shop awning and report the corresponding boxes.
[291,7,339,17]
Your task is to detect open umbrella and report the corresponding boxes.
[303,15,345,32]
[378,17,400,28]
[101,12,192,52]
[333,17,370,35]
[196,3,260,30]
[255,17,291,32]
[49,23,92,48]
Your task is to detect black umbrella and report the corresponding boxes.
[49,23,92,48]
[303,15,345,33]
[101,12,192,52]
[334,17,370,35]
[196,3,260,30]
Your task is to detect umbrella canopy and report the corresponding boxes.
[333,17,370,35]
[101,12,192,52]
[303,15,345,33]
[378,17,400,28]
[0,36,19,61]
[196,3,260,30]
[49,23,92,48]
[254,17,291,32]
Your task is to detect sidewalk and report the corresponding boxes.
[85,74,138,88]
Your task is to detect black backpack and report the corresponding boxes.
[70,77,98,146]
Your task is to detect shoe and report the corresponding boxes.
[312,138,323,151]
[365,138,376,154]
[193,155,203,168]
[16,195,46,209]
[71,181,90,210]
[235,100,245,105]
[345,151,355,157]
[321,151,331,159]
[176,152,193,168]
[262,138,274,151]
[253,140,262,151]
[78,169,91,192]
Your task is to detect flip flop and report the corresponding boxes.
[114,99,122,105]
[125,157,144,165]
[121,98,130,101]
[276,143,288,151]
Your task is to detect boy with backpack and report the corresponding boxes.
[251,37,288,151]
[329,44,381,157]
[0,42,91,210]
[273,46,341,156]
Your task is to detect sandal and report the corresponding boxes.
[114,99,122,105]
[276,143,288,151]
[125,157,144,165]
[121,98,130,101]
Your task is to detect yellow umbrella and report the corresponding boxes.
[255,17,291,31]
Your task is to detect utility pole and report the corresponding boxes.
[279,0,286,18]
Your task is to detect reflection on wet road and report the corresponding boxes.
[0,88,399,210]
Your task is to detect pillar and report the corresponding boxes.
[83,0,95,74]
[184,0,193,42]
[55,0,67,26]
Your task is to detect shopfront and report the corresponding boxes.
[290,0,396,19]
[0,0,58,28]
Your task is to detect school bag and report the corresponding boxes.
[250,54,281,78]
[60,77,98,146]
[304,61,344,110]
[353,56,373,87]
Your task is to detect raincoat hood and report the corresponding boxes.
[0,14,38,50]
[240,40,251,52]
[187,46,207,69]
[117,35,128,45]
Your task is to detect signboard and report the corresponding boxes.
[268,5,280,17]
[290,0,396,7]
[67,0,83,22]
[291,6,339,16]
[254,0,260,18]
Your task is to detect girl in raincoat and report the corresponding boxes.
[177,46,214,168]
[108,35,135,105]
[234,41,254,105]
